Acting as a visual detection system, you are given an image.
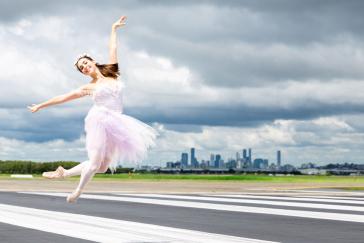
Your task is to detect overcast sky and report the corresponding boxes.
[1,0,364,166]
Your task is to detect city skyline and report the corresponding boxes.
[1,1,364,166]
[169,147,283,169]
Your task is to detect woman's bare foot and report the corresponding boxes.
[66,189,82,203]
[42,166,66,179]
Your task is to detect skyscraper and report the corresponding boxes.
[210,154,215,168]
[242,149,247,160]
[277,150,281,167]
[181,153,188,168]
[236,152,241,168]
[248,148,252,163]
[214,154,221,168]
[191,147,197,167]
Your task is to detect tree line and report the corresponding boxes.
[0,160,133,174]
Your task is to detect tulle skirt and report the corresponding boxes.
[84,105,159,173]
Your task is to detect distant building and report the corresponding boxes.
[200,160,208,169]
[166,162,174,168]
[236,152,241,169]
[210,154,215,168]
[277,150,281,168]
[191,148,198,167]
[281,164,296,172]
[269,163,277,170]
[226,159,237,169]
[214,154,221,168]
[242,149,247,160]
[253,158,263,169]
[219,159,225,168]
[248,148,252,163]
[191,148,195,165]
[300,163,316,169]
[253,158,268,169]
[181,153,188,167]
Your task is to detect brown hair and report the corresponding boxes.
[75,55,120,79]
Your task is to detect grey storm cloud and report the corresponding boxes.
[3,0,364,42]
[119,1,364,87]
[0,110,84,142]
[2,100,363,143]
[3,0,364,87]
[127,103,364,127]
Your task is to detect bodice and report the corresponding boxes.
[91,81,124,113]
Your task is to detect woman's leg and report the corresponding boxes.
[66,147,114,203]
[76,158,102,191]
[97,156,112,173]
[66,151,104,203]
[63,160,90,177]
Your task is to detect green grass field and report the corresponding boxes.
[1,173,364,183]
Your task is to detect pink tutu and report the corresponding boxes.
[83,80,159,173]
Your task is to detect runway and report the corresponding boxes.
[0,190,363,242]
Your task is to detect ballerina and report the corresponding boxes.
[27,16,159,203]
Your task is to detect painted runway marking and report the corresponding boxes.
[296,195,364,201]
[280,190,364,196]
[0,203,276,243]
[195,193,364,205]
[18,192,364,223]
[110,193,364,212]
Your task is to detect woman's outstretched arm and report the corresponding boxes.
[27,85,92,113]
[109,16,127,64]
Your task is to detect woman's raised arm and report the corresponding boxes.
[109,16,127,64]
[27,84,93,113]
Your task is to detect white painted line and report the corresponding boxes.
[296,195,364,201]
[241,193,364,200]
[111,193,364,212]
[10,174,33,178]
[280,190,364,196]
[197,194,364,205]
[0,203,276,243]
[18,192,364,223]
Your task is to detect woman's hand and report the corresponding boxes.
[112,16,127,30]
[27,104,41,113]
[109,16,126,63]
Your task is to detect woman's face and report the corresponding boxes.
[77,57,97,76]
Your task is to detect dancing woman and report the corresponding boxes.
[27,16,159,203]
